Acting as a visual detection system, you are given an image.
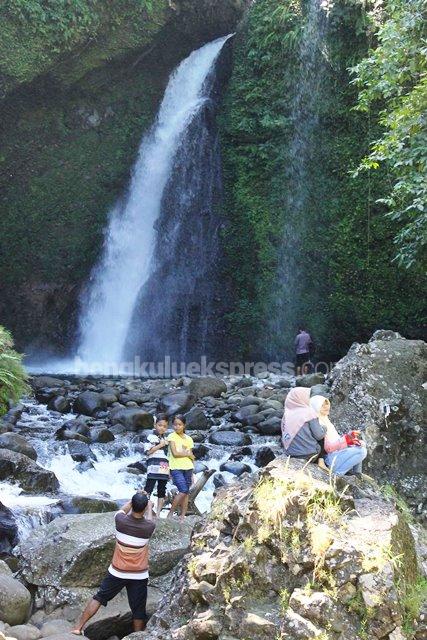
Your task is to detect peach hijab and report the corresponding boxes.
[281,387,318,450]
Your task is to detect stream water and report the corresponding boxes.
[1,397,279,543]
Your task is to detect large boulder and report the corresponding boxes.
[329,331,427,514]
[0,433,37,460]
[187,377,227,399]
[47,395,71,413]
[74,391,107,417]
[135,457,424,640]
[0,449,59,493]
[19,512,195,591]
[109,407,154,431]
[0,574,32,625]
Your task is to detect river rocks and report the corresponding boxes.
[39,619,72,636]
[109,407,154,431]
[47,395,71,414]
[90,427,115,443]
[136,457,423,640]
[255,446,276,467]
[65,440,95,463]
[159,391,195,417]
[0,433,37,460]
[184,407,209,429]
[0,574,31,625]
[219,460,251,476]
[208,431,252,447]
[296,372,325,387]
[8,624,42,640]
[328,331,427,515]
[256,415,282,435]
[0,450,59,493]
[74,391,107,417]
[0,501,18,554]
[2,404,24,425]
[62,496,118,514]
[187,376,227,399]
[232,404,259,423]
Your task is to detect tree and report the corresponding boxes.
[352,0,427,269]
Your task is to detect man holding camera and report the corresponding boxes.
[72,491,155,635]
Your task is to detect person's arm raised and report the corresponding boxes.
[121,500,132,514]
[145,498,155,522]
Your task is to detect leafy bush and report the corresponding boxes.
[0,326,29,415]
[352,0,427,268]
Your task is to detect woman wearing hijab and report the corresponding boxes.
[309,395,367,475]
[281,387,326,461]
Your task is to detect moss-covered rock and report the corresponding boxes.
[132,457,426,640]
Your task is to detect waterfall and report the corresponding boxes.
[269,0,329,357]
[76,35,232,370]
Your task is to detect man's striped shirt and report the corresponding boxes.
[108,510,156,580]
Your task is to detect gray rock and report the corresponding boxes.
[2,403,24,425]
[310,384,330,397]
[63,496,118,514]
[187,376,227,399]
[219,461,251,476]
[39,619,72,637]
[8,624,42,640]
[0,433,37,460]
[74,391,107,417]
[19,513,195,591]
[47,395,71,413]
[90,428,115,443]
[257,416,282,435]
[109,407,154,431]
[209,431,252,447]
[0,501,18,554]
[184,407,209,430]
[0,449,59,493]
[296,373,326,387]
[66,440,95,462]
[159,392,194,417]
[0,574,31,625]
[31,376,64,390]
[240,395,261,407]
[329,331,427,511]
[232,405,259,423]
[255,446,276,467]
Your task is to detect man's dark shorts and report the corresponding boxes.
[94,572,148,620]
[295,352,310,368]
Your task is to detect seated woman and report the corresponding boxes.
[281,387,327,463]
[309,395,367,476]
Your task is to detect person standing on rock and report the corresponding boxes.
[144,414,170,517]
[309,395,367,475]
[71,492,155,636]
[167,415,195,522]
[294,327,314,376]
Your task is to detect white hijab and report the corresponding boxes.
[309,395,336,437]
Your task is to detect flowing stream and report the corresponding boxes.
[76,35,232,371]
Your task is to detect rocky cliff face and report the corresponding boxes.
[125,458,426,640]
[0,0,248,355]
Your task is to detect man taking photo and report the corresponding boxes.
[72,491,155,635]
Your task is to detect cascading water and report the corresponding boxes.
[269,0,329,357]
[76,35,232,372]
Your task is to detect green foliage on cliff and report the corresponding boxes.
[352,0,427,269]
[0,326,28,415]
[219,0,425,360]
[0,0,169,95]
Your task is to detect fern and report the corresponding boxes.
[0,326,29,416]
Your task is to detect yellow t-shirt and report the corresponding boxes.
[167,432,194,471]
